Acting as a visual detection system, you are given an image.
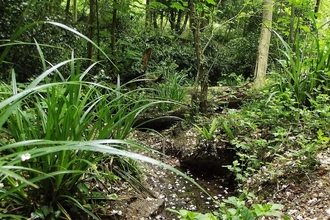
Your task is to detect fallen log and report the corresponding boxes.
[133,107,187,130]
[133,86,251,130]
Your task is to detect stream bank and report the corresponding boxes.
[105,123,237,219]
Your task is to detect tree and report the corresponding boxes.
[189,0,208,113]
[314,0,321,14]
[145,0,152,30]
[65,0,71,18]
[254,0,273,88]
[111,0,118,52]
[73,0,77,23]
[87,0,95,62]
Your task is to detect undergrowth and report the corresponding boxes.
[0,21,207,219]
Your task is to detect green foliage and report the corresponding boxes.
[0,62,156,219]
[212,34,259,82]
[223,160,249,184]
[167,209,217,220]
[274,0,316,42]
[169,191,287,220]
[0,22,214,219]
[218,190,286,220]
[147,35,196,79]
[0,68,205,218]
[155,61,189,111]
[252,203,284,217]
[273,21,330,106]
[221,120,234,139]
[218,84,330,186]
[0,1,85,82]
[171,2,188,11]
[194,118,218,141]
[217,73,245,87]
[1,1,329,218]
[102,32,196,85]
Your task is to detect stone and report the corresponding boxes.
[124,197,165,219]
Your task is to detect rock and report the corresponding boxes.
[124,197,165,219]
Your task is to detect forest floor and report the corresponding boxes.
[108,86,330,219]
[107,126,235,219]
[245,149,330,220]
[110,123,330,219]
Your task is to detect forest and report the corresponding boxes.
[0,0,329,219]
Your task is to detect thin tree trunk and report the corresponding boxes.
[73,0,77,23]
[170,9,176,31]
[153,11,158,29]
[254,0,273,89]
[189,0,208,113]
[314,0,321,18]
[178,11,189,35]
[65,0,71,17]
[175,10,183,32]
[96,0,100,60]
[160,10,164,33]
[48,0,53,13]
[200,10,206,31]
[111,0,117,51]
[289,4,295,45]
[87,0,95,62]
[145,0,152,29]
[189,0,201,88]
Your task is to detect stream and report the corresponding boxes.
[142,158,235,219]
[120,129,236,219]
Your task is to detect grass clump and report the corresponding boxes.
[0,22,206,219]
[0,61,158,219]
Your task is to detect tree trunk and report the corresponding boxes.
[96,0,100,60]
[111,0,117,51]
[73,0,77,23]
[87,0,95,62]
[145,0,152,30]
[170,9,176,31]
[254,0,273,89]
[175,10,183,32]
[289,4,295,45]
[160,10,164,33]
[153,11,158,29]
[314,0,321,18]
[189,0,208,113]
[65,0,71,18]
[178,11,189,35]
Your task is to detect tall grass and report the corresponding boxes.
[156,70,188,111]
[0,64,158,219]
[0,22,209,219]
[274,20,330,106]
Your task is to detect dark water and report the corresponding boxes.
[146,164,235,218]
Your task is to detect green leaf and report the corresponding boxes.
[270,204,283,211]
[223,121,234,139]
[252,203,284,217]
[31,210,45,219]
[179,209,189,216]
[209,118,218,137]
[186,211,199,219]
[241,207,255,220]
[205,0,216,5]
[108,193,118,200]
[171,2,185,11]
[227,208,237,215]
